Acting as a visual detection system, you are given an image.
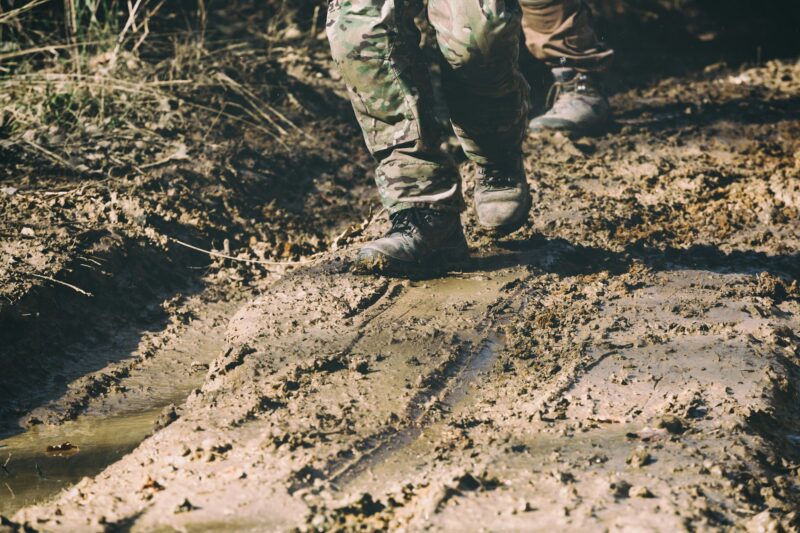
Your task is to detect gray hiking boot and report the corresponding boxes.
[474,158,531,236]
[529,68,610,135]
[355,208,469,276]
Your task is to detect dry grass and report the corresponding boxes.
[0,0,329,177]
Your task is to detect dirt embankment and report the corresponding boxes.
[0,0,376,433]
[3,53,799,531]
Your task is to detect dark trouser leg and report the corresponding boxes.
[429,0,530,166]
[520,0,614,73]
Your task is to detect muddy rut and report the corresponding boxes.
[4,60,800,532]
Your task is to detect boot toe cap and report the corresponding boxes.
[354,236,417,274]
[476,201,527,228]
[475,194,530,232]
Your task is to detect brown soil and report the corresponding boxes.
[0,4,375,428]
[2,2,800,532]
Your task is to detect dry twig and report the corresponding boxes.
[112,0,147,59]
[23,272,94,297]
[168,237,313,267]
[22,138,80,172]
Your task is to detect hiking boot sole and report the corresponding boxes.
[529,117,611,138]
[353,242,470,279]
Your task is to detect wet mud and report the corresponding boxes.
[0,409,162,516]
[3,41,800,533]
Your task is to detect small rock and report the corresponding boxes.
[283,26,303,40]
[350,358,370,374]
[513,500,535,514]
[610,480,631,498]
[552,470,575,484]
[627,447,653,468]
[709,464,725,477]
[745,509,779,533]
[190,360,209,372]
[141,476,165,492]
[629,485,654,498]
[174,498,198,513]
[657,415,686,434]
[20,227,35,238]
[154,404,179,430]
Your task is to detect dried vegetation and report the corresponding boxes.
[0,0,372,306]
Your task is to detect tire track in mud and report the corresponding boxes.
[272,265,532,494]
[7,257,534,531]
[307,267,800,532]
[322,277,529,491]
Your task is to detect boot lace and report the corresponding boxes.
[388,208,443,236]
[389,209,419,235]
[545,73,598,111]
[477,163,518,190]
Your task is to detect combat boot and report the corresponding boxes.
[355,208,469,276]
[529,68,610,135]
[474,158,531,235]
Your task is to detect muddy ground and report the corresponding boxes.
[2,2,800,531]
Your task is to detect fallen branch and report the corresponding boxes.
[168,237,313,267]
[24,272,93,297]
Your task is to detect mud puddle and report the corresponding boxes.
[1,294,243,517]
[0,409,160,515]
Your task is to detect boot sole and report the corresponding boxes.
[529,117,610,139]
[353,243,470,279]
[480,217,528,238]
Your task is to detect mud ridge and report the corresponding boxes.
[0,232,215,430]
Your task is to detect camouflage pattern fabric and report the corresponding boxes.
[327,0,529,214]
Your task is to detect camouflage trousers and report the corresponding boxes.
[327,0,530,213]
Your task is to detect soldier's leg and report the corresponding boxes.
[428,0,532,234]
[521,0,614,134]
[326,0,463,215]
[520,0,613,72]
[428,0,529,165]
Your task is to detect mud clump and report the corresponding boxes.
[626,447,654,468]
[657,415,687,435]
[153,404,179,431]
[755,272,800,304]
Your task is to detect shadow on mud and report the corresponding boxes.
[614,95,800,132]
[469,234,799,280]
[0,235,210,439]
